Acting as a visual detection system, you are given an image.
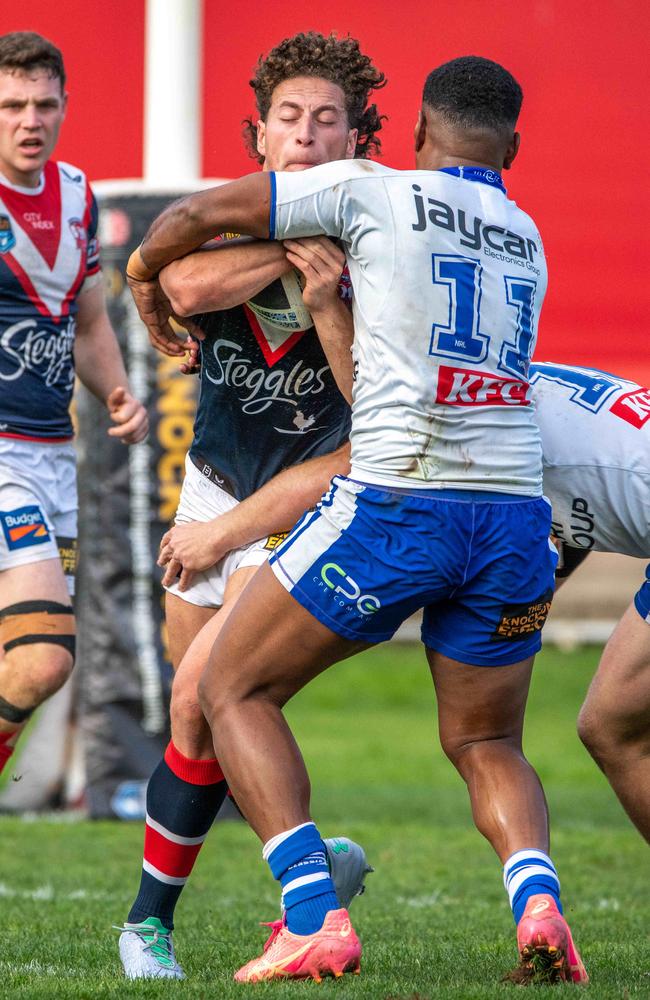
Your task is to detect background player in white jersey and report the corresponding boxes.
[128,58,587,985]
[117,33,383,980]
[0,34,147,784]
[530,361,650,842]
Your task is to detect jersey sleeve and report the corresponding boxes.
[271,159,389,243]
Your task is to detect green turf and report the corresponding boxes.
[1,643,648,998]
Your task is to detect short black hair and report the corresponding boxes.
[423,56,522,132]
[0,31,65,89]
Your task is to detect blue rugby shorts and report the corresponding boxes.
[634,565,650,622]
[269,476,557,666]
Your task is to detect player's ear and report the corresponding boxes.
[414,110,426,153]
[345,128,358,159]
[256,119,266,159]
[503,131,520,171]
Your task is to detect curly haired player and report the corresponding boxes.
[118,32,384,980]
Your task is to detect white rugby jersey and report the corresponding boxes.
[271,160,547,494]
[530,362,650,556]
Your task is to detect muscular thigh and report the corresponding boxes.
[0,558,70,618]
[203,561,366,709]
[172,565,258,698]
[427,646,534,747]
[584,602,650,732]
[165,592,216,670]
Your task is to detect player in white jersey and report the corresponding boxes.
[530,361,650,842]
[0,34,147,786]
[128,58,586,984]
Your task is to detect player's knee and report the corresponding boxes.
[170,678,205,734]
[0,600,75,700]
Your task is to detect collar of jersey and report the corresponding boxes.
[438,165,506,194]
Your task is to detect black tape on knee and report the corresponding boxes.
[0,600,76,660]
[0,694,35,725]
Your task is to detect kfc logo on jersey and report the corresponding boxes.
[68,218,87,251]
[436,365,531,406]
[0,214,15,254]
[610,386,650,429]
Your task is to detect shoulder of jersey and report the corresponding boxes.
[55,160,88,187]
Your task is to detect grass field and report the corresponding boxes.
[1,642,649,999]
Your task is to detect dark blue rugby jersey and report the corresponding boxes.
[0,160,100,440]
[189,300,351,501]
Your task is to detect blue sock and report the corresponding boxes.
[264,822,339,935]
[504,849,562,924]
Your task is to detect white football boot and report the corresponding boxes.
[324,836,373,908]
[117,916,185,980]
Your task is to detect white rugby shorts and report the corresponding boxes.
[164,455,284,608]
[0,437,77,595]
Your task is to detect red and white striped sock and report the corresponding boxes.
[127,741,228,928]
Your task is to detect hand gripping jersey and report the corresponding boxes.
[530,362,650,556]
[189,280,351,501]
[0,161,100,440]
[271,160,547,495]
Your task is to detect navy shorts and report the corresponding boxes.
[270,476,557,666]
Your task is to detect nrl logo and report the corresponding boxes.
[0,214,16,254]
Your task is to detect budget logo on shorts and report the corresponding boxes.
[1,506,50,550]
[319,562,381,616]
[0,214,16,254]
[492,589,553,641]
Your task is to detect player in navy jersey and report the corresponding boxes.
[118,33,384,980]
[128,58,588,984]
[0,35,147,795]
[530,362,650,843]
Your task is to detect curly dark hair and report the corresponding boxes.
[243,31,386,162]
[423,56,522,132]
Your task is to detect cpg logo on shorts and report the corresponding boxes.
[1,505,50,550]
[318,562,381,617]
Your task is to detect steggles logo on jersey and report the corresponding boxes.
[1,505,51,551]
[436,365,531,406]
[0,214,16,254]
[318,562,381,616]
[206,337,330,427]
[0,318,75,387]
[492,589,553,641]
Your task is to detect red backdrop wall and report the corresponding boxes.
[2,1,648,379]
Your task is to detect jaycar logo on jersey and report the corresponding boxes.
[436,365,531,406]
[1,506,50,550]
[610,386,650,429]
[0,214,16,254]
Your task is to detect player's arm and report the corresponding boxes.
[160,240,293,317]
[553,539,591,590]
[74,280,149,444]
[159,442,351,590]
[284,237,355,404]
[126,174,273,355]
